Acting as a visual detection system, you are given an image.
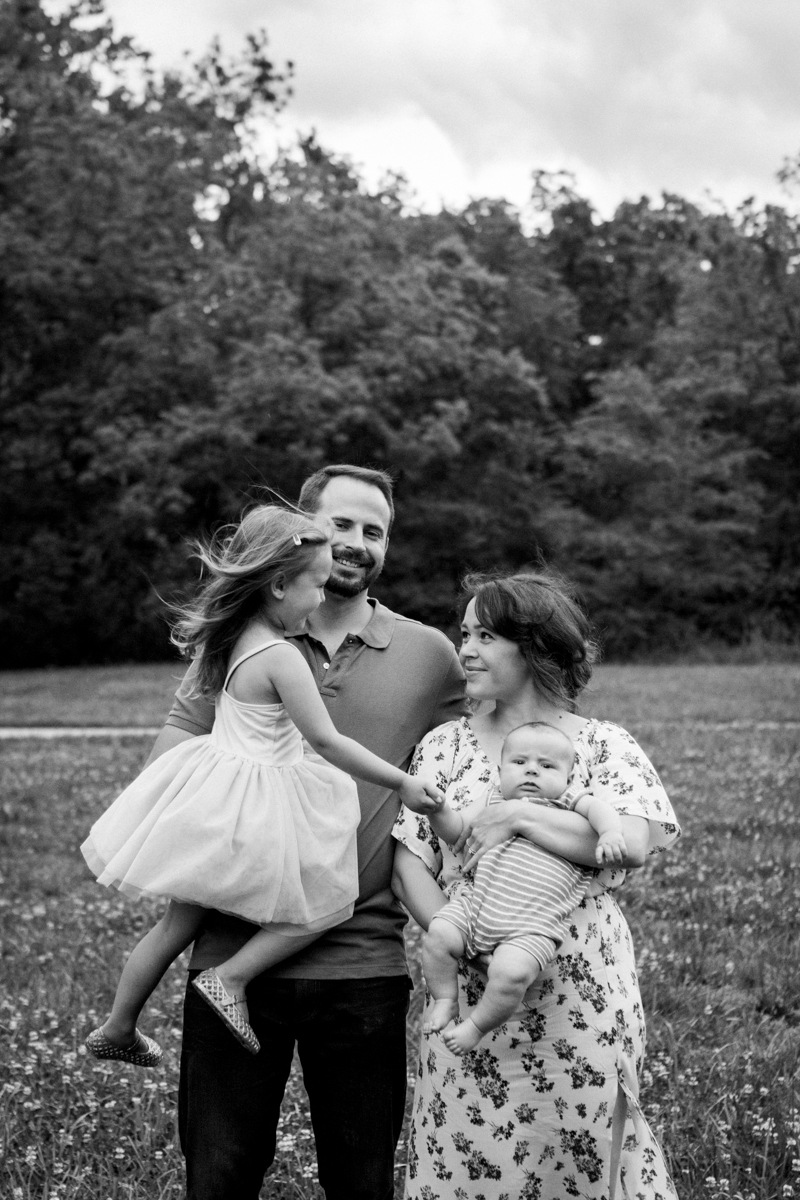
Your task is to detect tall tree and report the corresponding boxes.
[0,0,289,662]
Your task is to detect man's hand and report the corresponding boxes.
[595,829,627,866]
[399,778,444,815]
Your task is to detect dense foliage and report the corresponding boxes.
[2,0,798,665]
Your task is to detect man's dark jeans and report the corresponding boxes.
[179,972,411,1200]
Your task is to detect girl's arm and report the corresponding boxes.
[456,802,649,872]
[268,644,441,814]
[391,844,449,931]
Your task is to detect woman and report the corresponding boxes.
[392,571,680,1200]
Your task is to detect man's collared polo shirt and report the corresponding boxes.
[165,599,467,979]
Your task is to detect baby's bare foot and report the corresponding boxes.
[442,1016,484,1055]
[423,998,459,1034]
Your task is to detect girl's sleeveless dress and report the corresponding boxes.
[80,641,362,934]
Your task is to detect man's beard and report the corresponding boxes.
[325,554,383,599]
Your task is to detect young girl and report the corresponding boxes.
[81,505,441,1064]
[421,721,626,1054]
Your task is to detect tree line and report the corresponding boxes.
[2,0,798,666]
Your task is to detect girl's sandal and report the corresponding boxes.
[192,968,261,1055]
[85,1027,163,1067]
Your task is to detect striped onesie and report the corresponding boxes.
[433,786,591,970]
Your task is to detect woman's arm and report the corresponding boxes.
[391,844,448,931]
[458,802,649,871]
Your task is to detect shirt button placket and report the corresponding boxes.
[324,640,357,695]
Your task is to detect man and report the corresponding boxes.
[149,464,467,1200]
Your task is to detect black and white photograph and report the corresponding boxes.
[1,2,799,1198]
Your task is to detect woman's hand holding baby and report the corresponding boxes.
[455,804,522,871]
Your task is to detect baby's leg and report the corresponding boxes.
[421,917,467,1033]
[102,901,205,1046]
[443,943,543,1055]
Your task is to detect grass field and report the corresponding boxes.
[3,659,800,727]
[1,664,799,1199]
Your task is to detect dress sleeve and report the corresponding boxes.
[391,722,462,876]
[581,722,680,855]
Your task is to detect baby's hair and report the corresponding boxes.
[460,571,598,711]
[171,504,332,699]
[502,722,576,767]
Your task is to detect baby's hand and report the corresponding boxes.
[399,778,444,815]
[595,829,627,866]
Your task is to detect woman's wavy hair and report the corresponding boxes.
[459,570,598,711]
[170,504,332,699]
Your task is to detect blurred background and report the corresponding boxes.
[2,0,799,667]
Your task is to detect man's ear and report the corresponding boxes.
[270,573,286,600]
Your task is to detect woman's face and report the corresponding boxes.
[459,598,532,703]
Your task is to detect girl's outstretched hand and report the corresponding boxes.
[399,778,444,815]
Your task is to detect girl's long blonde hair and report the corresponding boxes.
[170,505,331,699]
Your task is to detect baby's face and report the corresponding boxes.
[499,726,573,802]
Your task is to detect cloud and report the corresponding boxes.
[101,0,800,214]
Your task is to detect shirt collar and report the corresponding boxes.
[356,598,395,648]
[291,597,395,650]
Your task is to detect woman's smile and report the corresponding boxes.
[459,599,531,701]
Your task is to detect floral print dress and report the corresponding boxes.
[392,717,680,1200]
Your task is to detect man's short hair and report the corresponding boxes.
[299,464,395,533]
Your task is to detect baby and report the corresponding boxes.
[423,721,627,1054]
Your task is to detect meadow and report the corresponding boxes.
[1,663,799,1199]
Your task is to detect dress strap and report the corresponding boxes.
[223,640,287,691]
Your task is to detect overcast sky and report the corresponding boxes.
[96,0,800,217]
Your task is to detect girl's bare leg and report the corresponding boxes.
[101,901,205,1046]
[421,918,466,1033]
[212,929,320,1027]
[443,944,540,1055]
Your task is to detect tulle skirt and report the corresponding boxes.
[81,736,361,934]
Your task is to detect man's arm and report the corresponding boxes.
[429,641,468,728]
[145,660,215,766]
[144,723,195,768]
